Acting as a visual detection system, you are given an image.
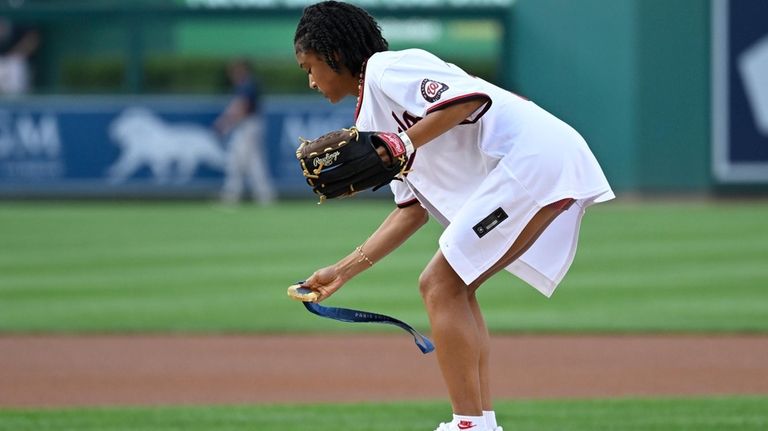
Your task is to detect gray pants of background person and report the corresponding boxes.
[220,116,276,205]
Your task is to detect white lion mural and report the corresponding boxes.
[107,107,225,184]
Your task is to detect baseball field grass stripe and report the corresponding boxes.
[0,396,766,431]
[0,200,766,333]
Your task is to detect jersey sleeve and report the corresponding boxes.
[390,179,419,208]
[371,50,491,123]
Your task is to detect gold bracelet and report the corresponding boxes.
[355,246,374,267]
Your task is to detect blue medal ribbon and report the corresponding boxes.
[301,301,434,354]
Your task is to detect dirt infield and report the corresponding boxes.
[1,334,767,408]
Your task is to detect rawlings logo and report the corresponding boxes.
[313,151,340,167]
[377,132,406,158]
[421,79,449,103]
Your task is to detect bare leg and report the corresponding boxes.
[421,199,575,417]
[420,253,483,415]
[467,292,492,411]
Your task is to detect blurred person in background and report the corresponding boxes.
[215,58,276,205]
[0,18,40,96]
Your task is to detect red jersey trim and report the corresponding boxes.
[396,198,420,208]
[550,198,576,211]
[403,151,416,174]
[425,92,492,124]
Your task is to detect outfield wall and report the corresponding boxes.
[0,96,353,199]
[511,0,712,193]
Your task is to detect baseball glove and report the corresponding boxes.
[296,126,410,202]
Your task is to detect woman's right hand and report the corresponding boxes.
[303,265,346,302]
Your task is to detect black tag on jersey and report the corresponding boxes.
[472,207,508,238]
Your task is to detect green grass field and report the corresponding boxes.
[1,200,767,333]
[1,397,767,431]
[1,200,767,430]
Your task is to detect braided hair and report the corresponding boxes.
[294,1,389,76]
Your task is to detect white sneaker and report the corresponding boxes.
[433,422,494,431]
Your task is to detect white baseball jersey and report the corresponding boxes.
[355,49,614,296]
